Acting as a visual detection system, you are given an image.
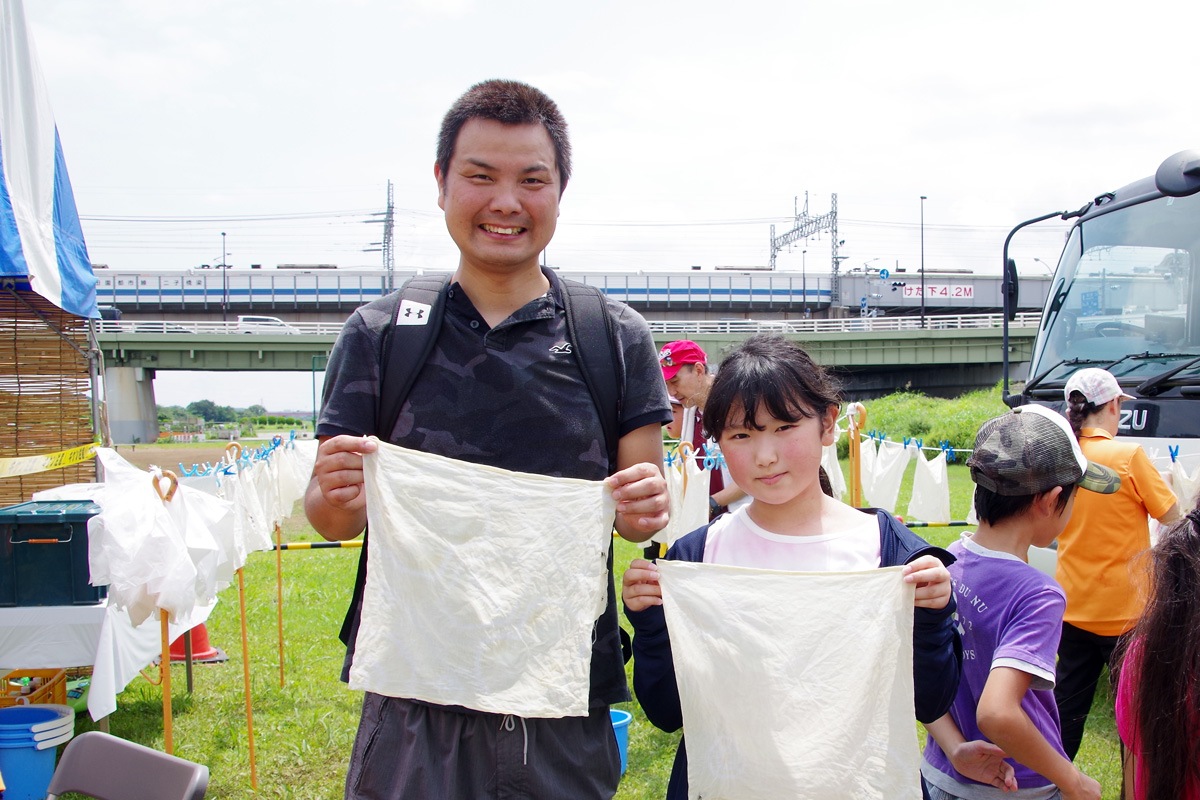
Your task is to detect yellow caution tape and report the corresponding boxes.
[0,443,97,479]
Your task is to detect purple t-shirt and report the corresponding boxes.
[922,534,1067,799]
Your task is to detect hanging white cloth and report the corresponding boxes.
[662,443,711,546]
[907,449,951,524]
[657,561,920,800]
[821,442,846,500]
[859,436,877,503]
[866,439,911,513]
[1171,458,1200,512]
[351,440,617,718]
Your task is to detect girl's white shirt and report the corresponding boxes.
[702,503,881,572]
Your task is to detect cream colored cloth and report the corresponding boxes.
[351,440,617,718]
[658,561,921,800]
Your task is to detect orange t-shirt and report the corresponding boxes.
[1055,429,1177,636]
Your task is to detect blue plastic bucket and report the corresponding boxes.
[610,708,632,774]
[0,704,74,799]
[0,705,60,731]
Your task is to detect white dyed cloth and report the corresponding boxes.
[1171,458,1200,512]
[821,442,846,500]
[658,561,921,800]
[662,444,710,546]
[907,449,951,524]
[865,439,911,513]
[352,440,617,718]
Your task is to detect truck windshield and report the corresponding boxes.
[1030,191,1200,390]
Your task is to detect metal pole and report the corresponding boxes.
[802,249,807,315]
[920,196,926,329]
[221,231,228,324]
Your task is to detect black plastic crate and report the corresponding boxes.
[0,500,105,607]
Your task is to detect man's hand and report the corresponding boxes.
[607,461,668,540]
[903,554,952,609]
[312,435,378,511]
[622,559,663,612]
[948,740,1018,791]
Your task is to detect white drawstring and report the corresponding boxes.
[500,714,529,765]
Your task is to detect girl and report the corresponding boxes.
[1114,504,1200,799]
[623,334,961,799]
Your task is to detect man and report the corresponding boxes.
[306,80,672,799]
[659,339,746,516]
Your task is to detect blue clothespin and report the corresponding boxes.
[939,440,956,463]
[664,450,678,469]
[180,463,199,476]
[1169,445,1180,463]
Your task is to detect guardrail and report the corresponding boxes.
[644,312,1041,336]
[94,312,1043,338]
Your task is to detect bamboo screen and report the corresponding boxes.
[0,286,96,505]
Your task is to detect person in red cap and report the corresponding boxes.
[1054,367,1180,761]
[659,340,746,518]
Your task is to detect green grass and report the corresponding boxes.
[55,389,1124,799]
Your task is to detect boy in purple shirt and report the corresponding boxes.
[922,404,1117,800]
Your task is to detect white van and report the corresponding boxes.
[235,315,300,334]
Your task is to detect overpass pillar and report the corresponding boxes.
[104,366,160,444]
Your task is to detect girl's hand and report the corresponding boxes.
[903,555,952,610]
[949,740,1018,791]
[622,559,663,612]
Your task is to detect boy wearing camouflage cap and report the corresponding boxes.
[921,404,1118,800]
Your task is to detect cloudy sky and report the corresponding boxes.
[22,0,1200,409]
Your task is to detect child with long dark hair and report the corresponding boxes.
[1114,504,1200,799]
[623,334,962,798]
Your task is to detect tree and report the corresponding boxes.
[186,399,235,423]
[248,404,267,417]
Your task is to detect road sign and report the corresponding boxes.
[879,268,890,280]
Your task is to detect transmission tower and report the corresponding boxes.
[769,192,842,303]
[382,179,395,291]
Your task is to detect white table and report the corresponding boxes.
[0,600,214,720]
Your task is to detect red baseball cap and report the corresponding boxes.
[659,340,707,380]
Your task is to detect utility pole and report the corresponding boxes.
[382,180,395,291]
[221,231,228,323]
[920,196,927,329]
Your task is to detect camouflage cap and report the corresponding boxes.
[967,404,1120,496]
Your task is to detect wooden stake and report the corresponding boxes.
[275,522,285,688]
[161,614,173,755]
[237,567,258,791]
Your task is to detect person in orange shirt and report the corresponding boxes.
[1055,368,1180,760]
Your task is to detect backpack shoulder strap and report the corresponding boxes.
[375,273,452,439]
[560,278,624,473]
[340,273,450,648]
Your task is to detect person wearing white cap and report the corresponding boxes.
[1053,368,1180,761]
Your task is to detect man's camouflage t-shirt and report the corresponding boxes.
[317,268,672,705]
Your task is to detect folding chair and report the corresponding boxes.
[45,731,208,800]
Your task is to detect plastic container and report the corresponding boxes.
[0,669,67,708]
[610,708,632,774]
[0,500,104,607]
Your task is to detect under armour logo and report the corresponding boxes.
[396,299,433,326]
[549,342,573,354]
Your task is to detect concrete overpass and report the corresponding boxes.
[97,314,1040,442]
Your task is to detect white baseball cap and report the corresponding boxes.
[1064,368,1135,406]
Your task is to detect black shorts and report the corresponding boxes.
[345,693,622,800]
